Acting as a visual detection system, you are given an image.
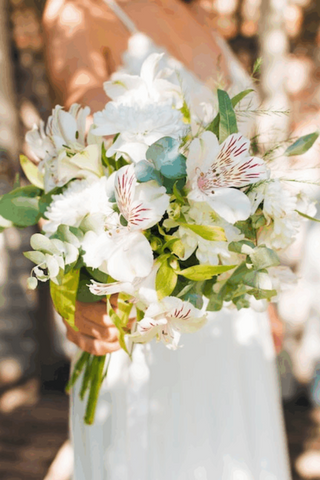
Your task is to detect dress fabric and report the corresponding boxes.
[71,3,292,479]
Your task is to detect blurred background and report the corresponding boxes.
[1,0,320,478]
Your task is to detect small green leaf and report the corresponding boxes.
[24,250,46,264]
[206,294,224,312]
[156,259,178,299]
[284,132,319,157]
[247,287,277,301]
[179,223,226,241]
[30,233,60,255]
[50,269,80,329]
[20,154,44,189]
[228,240,255,255]
[179,264,236,281]
[173,182,186,205]
[218,89,238,142]
[231,89,254,108]
[250,247,280,270]
[296,210,320,223]
[146,137,187,180]
[107,298,130,355]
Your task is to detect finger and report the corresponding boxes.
[75,315,119,342]
[63,319,120,355]
[75,301,114,328]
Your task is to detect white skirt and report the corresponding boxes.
[71,308,291,480]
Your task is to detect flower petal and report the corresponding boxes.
[206,187,252,223]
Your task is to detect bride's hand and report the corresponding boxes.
[63,299,133,356]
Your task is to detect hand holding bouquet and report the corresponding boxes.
[1,53,318,423]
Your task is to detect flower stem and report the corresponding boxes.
[65,351,90,394]
[84,355,106,425]
[79,354,93,401]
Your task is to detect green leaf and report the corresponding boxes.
[50,269,80,329]
[38,187,63,218]
[0,185,42,227]
[250,246,280,270]
[156,259,178,299]
[179,223,226,241]
[207,113,220,136]
[134,160,162,184]
[218,89,238,142]
[85,267,110,283]
[20,154,44,189]
[228,240,255,255]
[173,182,186,205]
[296,210,320,223]
[206,294,223,311]
[76,268,102,303]
[178,264,236,281]
[247,287,277,301]
[231,89,254,108]
[107,298,129,355]
[284,132,319,157]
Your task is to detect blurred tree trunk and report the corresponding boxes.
[258,0,290,146]
[0,0,19,174]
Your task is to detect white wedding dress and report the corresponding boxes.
[71,3,292,479]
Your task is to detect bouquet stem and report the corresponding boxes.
[84,354,106,425]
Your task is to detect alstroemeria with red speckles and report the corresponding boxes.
[187,131,269,224]
[82,165,169,283]
[129,297,207,349]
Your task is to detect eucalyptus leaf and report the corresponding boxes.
[24,250,46,264]
[0,185,42,227]
[146,137,187,180]
[285,132,319,157]
[179,264,236,281]
[134,160,162,184]
[218,89,238,142]
[20,154,44,189]
[30,233,61,255]
[50,269,80,329]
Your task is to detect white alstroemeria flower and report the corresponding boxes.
[93,101,186,162]
[187,131,269,224]
[43,177,115,236]
[104,53,183,108]
[130,297,207,349]
[25,104,103,192]
[83,166,169,282]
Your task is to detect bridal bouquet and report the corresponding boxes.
[1,53,318,423]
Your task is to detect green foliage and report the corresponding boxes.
[0,185,42,227]
[218,89,238,142]
[19,155,44,189]
[50,269,80,329]
[178,223,226,241]
[134,160,162,184]
[249,246,280,270]
[144,137,187,183]
[296,210,320,223]
[107,297,131,355]
[178,264,236,281]
[284,132,319,157]
[156,255,178,299]
[76,268,102,303]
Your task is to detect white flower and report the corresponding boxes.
[187,131,269,223]
[249,179,297,221]
[43,177,114,236]
[82,166,169,283]
[25,104,103,192]
[93,101,186,163]
[177,203,243,265]
[130,297,207,349]
[257,216,300,250]
[104,53,183,108]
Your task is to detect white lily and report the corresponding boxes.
[104,53,183,108]
[82,165,169,283]
[129,297,207,349]
[187,131,269,224]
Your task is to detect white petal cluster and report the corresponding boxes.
[92,54,186,162]
[26,105,102,192]
[43,177,115,236]
[130,297,207,349]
